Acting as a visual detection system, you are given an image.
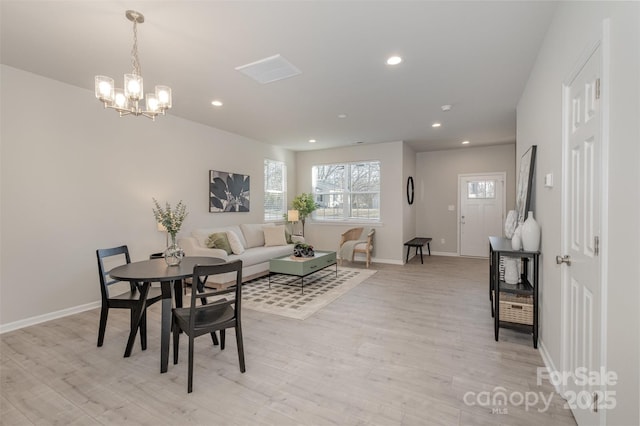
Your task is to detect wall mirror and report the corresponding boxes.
[407,176,414,205]
[515,145,537,224]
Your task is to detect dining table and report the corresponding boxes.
[109,256,224,373]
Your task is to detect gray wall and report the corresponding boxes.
[415,144,516,254]
[295,141,406,264]
[517,2,639,424]
[0,65,296,328]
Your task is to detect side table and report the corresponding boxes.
[489,236,540,348]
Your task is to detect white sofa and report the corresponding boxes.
[179,223,304,287]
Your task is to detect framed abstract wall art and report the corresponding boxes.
[515,145,537,224]
[209,170,250,212]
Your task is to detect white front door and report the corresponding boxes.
[459,173,505,257]
[561,40,604,425]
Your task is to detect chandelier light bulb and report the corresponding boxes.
[156,86,172,108]
[146,94,159,112]
[114,89,128,109]
[95,75,114,102]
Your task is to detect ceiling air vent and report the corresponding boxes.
[235,54,301,84]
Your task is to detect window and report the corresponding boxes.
[467,180,496,199]
[312,161,380,221]
[264,159,286,221]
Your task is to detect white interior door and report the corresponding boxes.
[561,41,603,425]
[459,173,505,257]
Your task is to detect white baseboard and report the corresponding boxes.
[0,301,100,334]
[538,339,564,395]
[430,251,459,257]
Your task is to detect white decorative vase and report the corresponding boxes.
[503,258,520,284]
[521,211,541,251]
[511,224,522,250]
[504,210,517,239]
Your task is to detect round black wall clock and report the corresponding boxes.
[407,176,414,205]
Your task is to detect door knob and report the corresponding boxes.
[556,255,572,266]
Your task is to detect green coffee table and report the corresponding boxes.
[268,251,337,294]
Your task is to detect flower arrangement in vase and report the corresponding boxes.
[152,198,188,266]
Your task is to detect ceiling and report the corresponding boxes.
[0,1,558,152]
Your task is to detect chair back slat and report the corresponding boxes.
[190,260,243,329]
[96,245,135,298]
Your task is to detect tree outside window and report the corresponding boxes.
[312,161,380,221]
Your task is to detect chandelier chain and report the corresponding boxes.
[131,19,141,76]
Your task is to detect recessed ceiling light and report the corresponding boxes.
[309,139,316,143]
[441,104,452,111]
[462,140,470,145]
[432,122,441,128]
[338,113,348,119]
[211,100,223,107]
[386,56,402,65]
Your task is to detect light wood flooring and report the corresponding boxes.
[1,256,576,425]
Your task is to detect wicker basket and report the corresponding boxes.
[493,291,533,325]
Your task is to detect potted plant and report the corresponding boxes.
[290,193,318,236]
[293,242,315,258]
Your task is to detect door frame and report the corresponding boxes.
[560,19,609,423]
[457,172,506,256]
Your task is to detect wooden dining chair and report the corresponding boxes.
[96,245,163,357]
[172,260,245,393]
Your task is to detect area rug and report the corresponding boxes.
[241,267,376,320]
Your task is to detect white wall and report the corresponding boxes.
[0,65,295,328]
[415,144,516,254]
[295,141,405,264]
[517,2,639,424]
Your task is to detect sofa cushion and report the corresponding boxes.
[206,232,232,254]
[240,223,274,248]
[264,225,287,247]
[192,225,245,248]
[226,230,245,255]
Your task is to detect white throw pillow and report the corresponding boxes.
[226,230,245,254]
[264,225,287,247]
[240,223,272,248]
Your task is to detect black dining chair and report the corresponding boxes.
[96,245,163,357]
[172,260,245,393]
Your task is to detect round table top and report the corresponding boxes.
[109,256,225,282]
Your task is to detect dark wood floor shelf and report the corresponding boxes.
[489,236,540,348]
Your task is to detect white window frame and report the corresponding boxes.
[264,159,287,222]
[312,160,381,222]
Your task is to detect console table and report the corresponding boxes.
[489,236,540,348]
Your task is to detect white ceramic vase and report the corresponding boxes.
[503,258,520,284]
[504,210,517,239]
[511,224,522,250]
[521,211,541,251]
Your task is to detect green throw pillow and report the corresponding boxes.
[205,232,232,255]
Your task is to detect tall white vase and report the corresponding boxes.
[521,211,541,251]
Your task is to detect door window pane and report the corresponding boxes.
[467,180,496,199]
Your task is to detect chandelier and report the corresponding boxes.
[95,10,171,120]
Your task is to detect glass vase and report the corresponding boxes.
[164,235,184,266]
